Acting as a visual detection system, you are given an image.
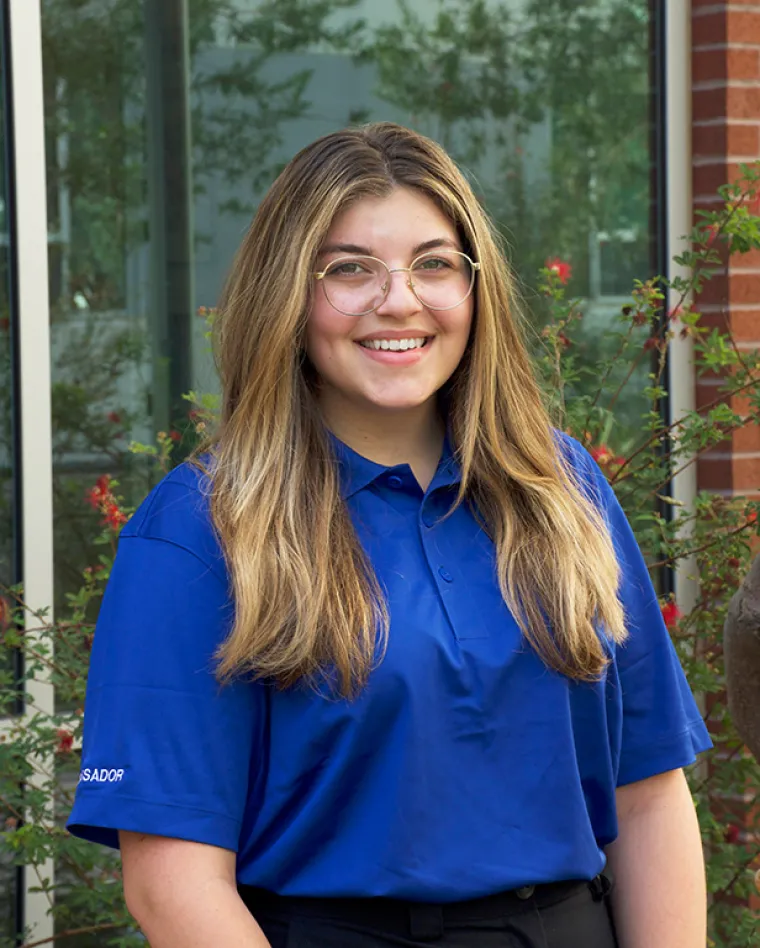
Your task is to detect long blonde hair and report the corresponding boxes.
[207,122,626,696]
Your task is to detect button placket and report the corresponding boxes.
[418,501,491,641]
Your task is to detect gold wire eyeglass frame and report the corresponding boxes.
[313,250,481,317]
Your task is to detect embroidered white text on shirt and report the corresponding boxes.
[79,767,124,784]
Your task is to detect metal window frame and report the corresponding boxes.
[664,1,698,615]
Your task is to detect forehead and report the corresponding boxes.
[325,187,458,246]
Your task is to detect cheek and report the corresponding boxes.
[438,302,474,351]
[305,298,348,362]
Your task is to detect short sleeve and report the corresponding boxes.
[560,434,713,786]
[67,531,263,852]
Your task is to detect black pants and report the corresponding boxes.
[239,874,620,947]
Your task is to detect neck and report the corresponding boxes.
[319,393,445,490]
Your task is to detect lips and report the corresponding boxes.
[354,336,434,364]
[354,326,432,342]
[358,336,430,351]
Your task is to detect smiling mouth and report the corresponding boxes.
[356,336,432,352]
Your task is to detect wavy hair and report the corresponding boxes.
[206,122,626,696]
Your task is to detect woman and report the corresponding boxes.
[68,123,711,947]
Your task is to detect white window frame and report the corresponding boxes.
[4,1,55,943]
[666,0,698,615]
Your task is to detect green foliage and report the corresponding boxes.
[534,166,760,947]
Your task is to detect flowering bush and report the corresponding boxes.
[535,162,760,946]
[1,167,760,946]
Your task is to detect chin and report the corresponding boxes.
[364,393,435,413]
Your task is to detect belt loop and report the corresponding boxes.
[515,885,535,900]
[408,903,444,941]
[589,871,613,902]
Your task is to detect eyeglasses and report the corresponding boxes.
[313,250,481,317]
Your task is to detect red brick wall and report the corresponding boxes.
[692,0,760,917]
[692,0,760,500]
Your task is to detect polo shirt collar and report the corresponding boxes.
[329,432,462,499]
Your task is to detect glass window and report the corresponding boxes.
[40,0,656,935]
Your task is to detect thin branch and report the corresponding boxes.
[606,347,647,414]
[638,428,758,507]
[582,320,638,438]
[20,921,126,948]
[709,845,760,906]
[648,520,755,570]
[610,375,760,485]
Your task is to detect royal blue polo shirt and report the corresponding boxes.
[67,432,711,901]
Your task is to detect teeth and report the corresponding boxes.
[359,337,428,351]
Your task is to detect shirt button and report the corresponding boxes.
[387,475,404,489]
[438,566,453,583]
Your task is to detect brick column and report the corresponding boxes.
[692,0,760,499]
[691,0,760,917]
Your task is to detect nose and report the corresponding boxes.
[375,268,422,318]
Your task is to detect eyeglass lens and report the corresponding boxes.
[321,251,474,316]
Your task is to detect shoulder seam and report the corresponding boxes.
[119,534,227,587]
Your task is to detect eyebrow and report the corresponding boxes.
[319,237,461,257]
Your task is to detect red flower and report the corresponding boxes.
[591,446,625,471]
[556,331,572,349]
[55,728,74,755]
[724,823,741,845]
[107,411,121,425]
[705,223,720,247]
[85,474,112,510]
[169,429,181,443]
[545,257,572,284]
[102,503,127,530]
[590,445,613,466]
[661,601,682,631]
[0,595,10,633]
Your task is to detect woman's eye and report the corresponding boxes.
[415,257,451,271]
[331,261,367,276]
